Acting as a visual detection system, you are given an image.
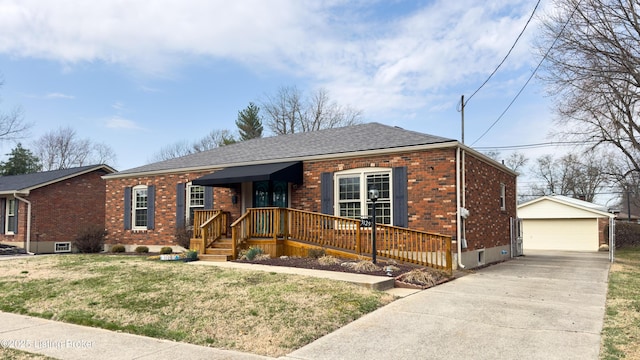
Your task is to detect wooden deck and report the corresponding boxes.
[190,208,453,274]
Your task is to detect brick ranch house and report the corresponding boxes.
[0,165,115,254]
[103,123,517,269]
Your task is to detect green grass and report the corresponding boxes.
[0,255,394,357]
[600,248,640,359]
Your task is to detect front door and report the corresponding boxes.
[253,181,288,208]
[252,181,289,236]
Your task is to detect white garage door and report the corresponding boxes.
[523,218,599,251]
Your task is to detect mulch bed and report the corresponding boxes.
[0,244,27,256]
[235,256,438,278]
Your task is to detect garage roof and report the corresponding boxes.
[518,195,615,219]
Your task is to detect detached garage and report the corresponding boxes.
[518,195,615,252]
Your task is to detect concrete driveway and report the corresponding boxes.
[283,250,610,360]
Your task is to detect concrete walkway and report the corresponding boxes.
[0,251,610,359]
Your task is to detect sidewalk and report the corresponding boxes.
[0,251,610,360]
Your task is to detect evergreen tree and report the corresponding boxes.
[235,102,263,141]
[0,143,41,175]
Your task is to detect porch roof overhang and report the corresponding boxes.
[192,161,303,187]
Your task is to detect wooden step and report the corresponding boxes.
[199,254,232,262]
[205,248,233,256]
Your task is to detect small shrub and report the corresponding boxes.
[184,250,198,261]
[134,246,149,253]
[245,247,264,261]
[318,255,341,266]
[308,248,326,259]
[111,244,126,253]
[341,260,380,272]
[174,226,193,249]
[254,253,271,261]
[73,225,107,253]
[396,269,447,287]
[160,247,173,254]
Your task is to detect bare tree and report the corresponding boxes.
[482,151,528,174]
[504,152,529,175]
[539,0,640,183]
[192,129,235,152]
[150,129,236,162]
[0,78,31,142]
[261,86,362,135]
[33,127,117,170]
[528,152,610,202]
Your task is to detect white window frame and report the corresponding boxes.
[186,183,205,226]
[5,198,16,234]
[334,168,393,225]
[55,242,71,253]
[132,185,148,230]
[500,183,506,211]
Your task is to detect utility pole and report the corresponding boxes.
[460,95,465,144]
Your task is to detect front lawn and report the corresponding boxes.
[600,248,640,359]
[0,255,394,357]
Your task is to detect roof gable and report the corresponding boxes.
[108,122,455,177]
[0,164,115,194]
[518,195,614,219]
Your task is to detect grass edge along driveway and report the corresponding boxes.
[0,255,395,358]
[600,248,640,360]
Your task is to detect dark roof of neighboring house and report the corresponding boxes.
[108,122,456,177]
[0,164,115,194]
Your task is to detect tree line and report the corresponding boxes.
[150,86,362,162]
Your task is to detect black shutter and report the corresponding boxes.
[176,183,185,229]
[321,172,334,215]
[124,187,131,230]
[392,167,408,227]
[147,185,155,230]
[0,198,5,234]
[204,187,213,209]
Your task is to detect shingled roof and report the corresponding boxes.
[0,164,115,194]
[109,122,456,177]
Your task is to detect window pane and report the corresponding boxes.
[366,173,390,200]
[339,202,361,219]
[135,209,147,227]
[133,188,148,228]
[135,189,147,208]
[189,186,205,207]
[367,202,391,224]
[339,177,360,200]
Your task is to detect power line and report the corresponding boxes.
[459,0,542,109]
[475,140,599,151]
[470,0,583,146]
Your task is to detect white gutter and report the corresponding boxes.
[455,147,465,269]
[13,193,32,254]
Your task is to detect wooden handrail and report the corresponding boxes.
[229,207,453,273]
[200,211,229,248]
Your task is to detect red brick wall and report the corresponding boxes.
[104,147,517,252]
[291,148,459,235]
[463,152,517,250]
[0,169,109,249]
[104,171,241,246]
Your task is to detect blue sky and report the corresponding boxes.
[0,0,559,175]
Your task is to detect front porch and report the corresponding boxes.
[189,208,453,274]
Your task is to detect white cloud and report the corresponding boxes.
[105,116,144,130]
[0,0,543,120]
[44,92,74,99]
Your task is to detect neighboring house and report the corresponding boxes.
[103,123,517,269]
[517,195,615,252]
[0,164,115,254]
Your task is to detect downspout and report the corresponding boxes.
[13,193,32,254]
[456,147,465,269]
